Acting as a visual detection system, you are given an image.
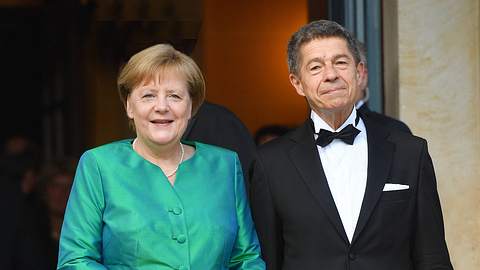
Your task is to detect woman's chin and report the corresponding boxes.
[149,136,180,146]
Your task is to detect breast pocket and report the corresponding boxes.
[377,188,414,238]
[380,189,411,203]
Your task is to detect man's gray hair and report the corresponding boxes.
[287,20,360,75]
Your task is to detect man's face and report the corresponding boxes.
[289,37,363,116]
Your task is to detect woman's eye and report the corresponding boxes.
[169,94,181,99]
[142,93,155,99]
[310,66,321,71]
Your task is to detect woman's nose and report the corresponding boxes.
[154,96,169,112]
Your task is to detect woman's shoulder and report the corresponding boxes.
[81,139,133,159]
[191,141,239,161]
[188,141,239,166]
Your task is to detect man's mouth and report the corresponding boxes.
[322,87,345,94]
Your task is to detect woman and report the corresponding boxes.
[57,44,265,269]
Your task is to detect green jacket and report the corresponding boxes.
[58,140,265,270]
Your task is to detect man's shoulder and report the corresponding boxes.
[362,108,412,134]
[387,128,426,148]
[367,119,427,154]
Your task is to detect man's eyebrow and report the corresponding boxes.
[305,54,352,66]
[305,57,324,66]
[332,54,352,61]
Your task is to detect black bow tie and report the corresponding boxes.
[315,124,360,147]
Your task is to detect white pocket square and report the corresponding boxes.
[383,183,409,191]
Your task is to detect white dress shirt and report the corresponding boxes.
[311,109,368,243]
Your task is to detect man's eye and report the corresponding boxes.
[310,66,321,71]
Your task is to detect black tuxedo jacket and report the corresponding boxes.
[249,113,453,270]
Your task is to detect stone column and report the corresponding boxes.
[394,0,480,268]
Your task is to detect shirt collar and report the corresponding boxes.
[355,99,365,109]
[310,108,358,133]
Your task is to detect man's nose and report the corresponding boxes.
[323,63,339,81]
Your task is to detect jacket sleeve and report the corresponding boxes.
[57,151,107,270]
[228,155,266,270]
[413,141,454,270]
[249,153,283,270]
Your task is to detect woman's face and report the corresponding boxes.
[126,69,192,148]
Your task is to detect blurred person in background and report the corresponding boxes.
[0,134,42,194]
[0,135,49,270]
[183,101,257,181]
[0,180,49,270]
[254,125,291,146]
[35,158,77,269]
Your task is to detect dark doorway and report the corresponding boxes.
[0,8,43,146]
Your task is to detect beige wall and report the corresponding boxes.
[393,0,480,268]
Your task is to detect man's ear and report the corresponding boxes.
[356,62,365,82]
[289,73,305,97]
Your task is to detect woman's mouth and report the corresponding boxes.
[151,119,174,125]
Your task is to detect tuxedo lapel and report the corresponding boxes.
[352,113,394,244]
[288,120,349,244]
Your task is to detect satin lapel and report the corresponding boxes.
[288,121,349,244]
[351,114,394,244]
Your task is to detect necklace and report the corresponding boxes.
[132,139,185,178]
[165,143,184,178]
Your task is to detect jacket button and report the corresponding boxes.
[349,252,356,260]
[168,207,183,215]
[173,207,183,215]
[176,234,187,244]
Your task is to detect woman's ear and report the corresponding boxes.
[126,98,134,119]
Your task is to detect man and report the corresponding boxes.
[249,20,453,270]
[354,40,411,134]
